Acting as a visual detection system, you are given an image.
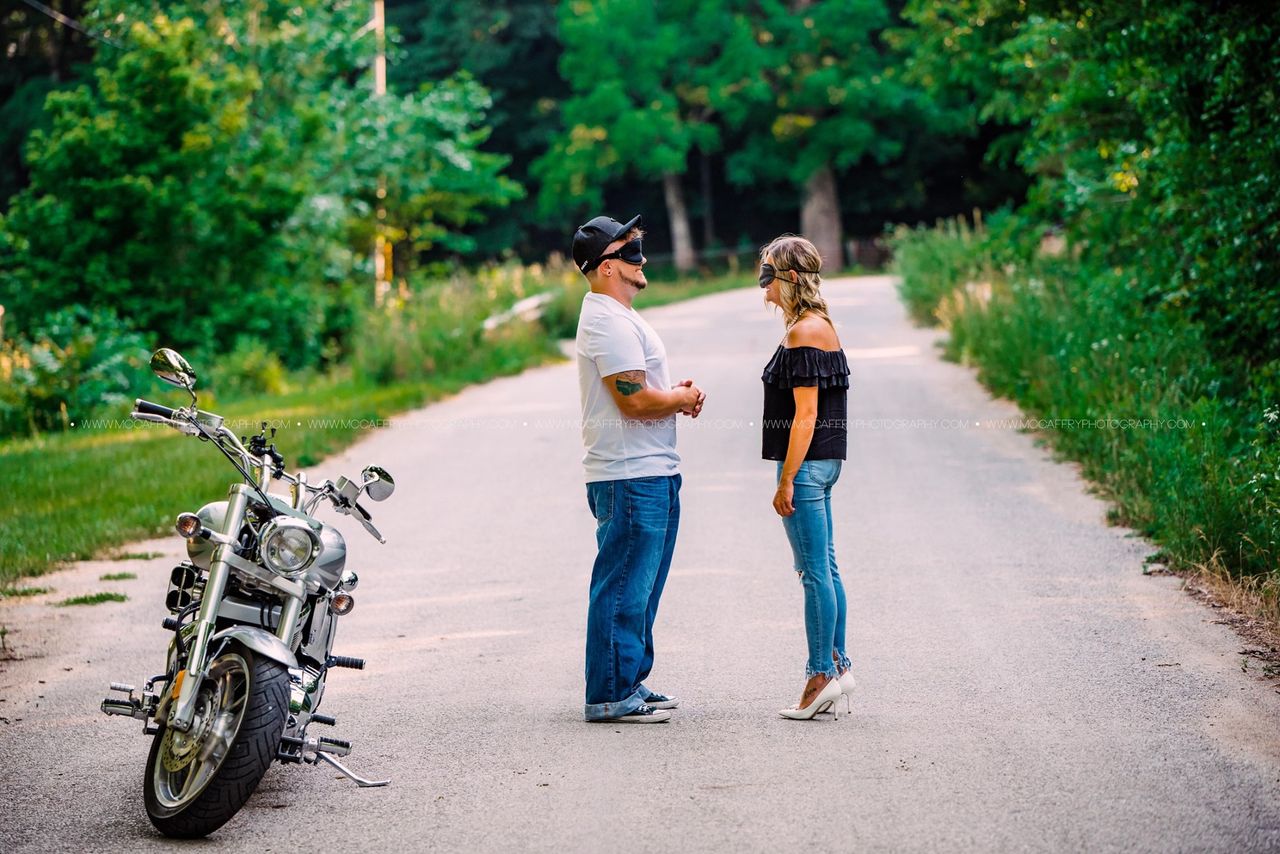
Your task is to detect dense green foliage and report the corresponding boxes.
[893,0,1280,606]
[900,0,1279,378]
[386,0,568,258]
[3,1,1003,276]
[533,0,723,270]
[0,1,516,371]
[0,0,1006,441]
[0,306,150,436]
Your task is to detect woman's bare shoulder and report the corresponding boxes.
[786,316,841,350]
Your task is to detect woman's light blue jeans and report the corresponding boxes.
[778,459,850,678]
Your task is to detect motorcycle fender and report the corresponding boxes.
[210,626,298,669]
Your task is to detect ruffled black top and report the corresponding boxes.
[761,345,850,461]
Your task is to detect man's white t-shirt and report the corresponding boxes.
[576,292,681,483]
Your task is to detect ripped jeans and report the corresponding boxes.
[778,459,850,678]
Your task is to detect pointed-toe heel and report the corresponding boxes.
[778,677,841,721]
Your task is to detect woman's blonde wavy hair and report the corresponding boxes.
[760,234,831,329]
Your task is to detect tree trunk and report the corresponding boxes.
[662,171,696,274]
[800,164,843,270]
[700,150,716,252]
[49,0,67,82]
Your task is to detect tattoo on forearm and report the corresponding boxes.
[614,371,645,397]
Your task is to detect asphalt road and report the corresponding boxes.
[2,276,1278,853]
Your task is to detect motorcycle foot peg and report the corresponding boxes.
[109,682,135,694]
[310,713,337,726]
[319,736,352,752]
[277,735,304,763]
[326,655,365,670]
[101,698,143,719]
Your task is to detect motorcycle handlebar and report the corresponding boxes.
[133,398,177,420]
[128,399,386,539]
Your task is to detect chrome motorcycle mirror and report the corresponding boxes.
[150,348,197,391]
[361,466,395,502]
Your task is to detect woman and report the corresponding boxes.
[758,234,854,720]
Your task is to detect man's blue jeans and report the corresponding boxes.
[584,474,681,720]
[778,459,850,678]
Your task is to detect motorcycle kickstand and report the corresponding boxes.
[315,751,390,787]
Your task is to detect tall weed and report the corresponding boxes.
[892,218,1278,613]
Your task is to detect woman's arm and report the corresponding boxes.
[773,317,836,516]
[774,385,818,516]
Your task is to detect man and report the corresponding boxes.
[573,214,706,723]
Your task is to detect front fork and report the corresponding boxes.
[167,485,245,730]
[169,484,302,732]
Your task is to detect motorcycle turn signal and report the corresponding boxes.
[175,512,205,539]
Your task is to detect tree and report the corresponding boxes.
[710,0,925,268]
[386,0,564,259]
[533,0,725,272]
[0,1,517,366]
[890,0,1027,161]
[0,0,96,205]
[898,0,1280,372]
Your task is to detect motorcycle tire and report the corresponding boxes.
[143,641,289,838]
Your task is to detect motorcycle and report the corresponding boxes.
[101,348,394,838]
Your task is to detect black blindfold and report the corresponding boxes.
[585,238,644,273]
[758,262,820,287]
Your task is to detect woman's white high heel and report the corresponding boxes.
[837,668,855,714]
[816,669,855,715]
[779,676,842,720]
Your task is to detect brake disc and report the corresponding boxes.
[161,693,215,772]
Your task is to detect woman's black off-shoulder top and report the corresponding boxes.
[761,345,850,461]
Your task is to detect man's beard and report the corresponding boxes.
[622,270,646,290]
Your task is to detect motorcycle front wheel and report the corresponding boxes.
[143,642,289,838]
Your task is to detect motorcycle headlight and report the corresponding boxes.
[259,517,321,577]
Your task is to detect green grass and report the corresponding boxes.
[99,572,137,581]
[890,219,989,325]
[110,551,163,561]
[0,585,51,598]
[55,592,128,606]
[0,268,746,585]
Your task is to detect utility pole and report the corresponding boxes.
[373,0,391,305]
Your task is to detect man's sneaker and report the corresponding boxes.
[604,704,671,724]
[641,691,680,710]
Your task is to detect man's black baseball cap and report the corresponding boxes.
[572,214,642,274]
